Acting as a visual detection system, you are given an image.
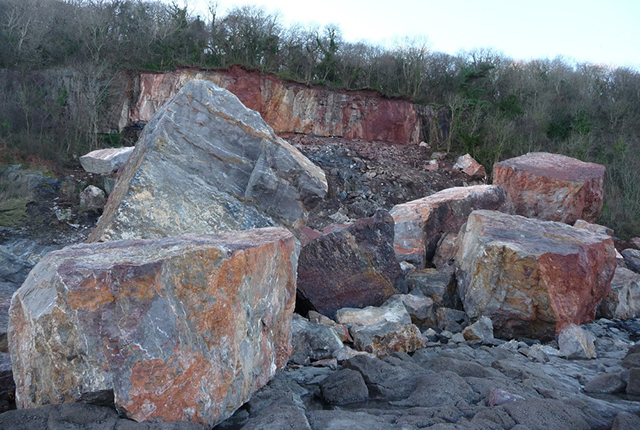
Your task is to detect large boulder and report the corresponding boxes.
[493,152,605,224]
[88,80,327,242]
[9,228,298,427]
[296,210,405,319]
[456,210,616,339]
[390,185,506,268]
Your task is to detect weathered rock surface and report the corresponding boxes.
[622,248,640,274]
[462,316,494,342]
[351,322,426,357]
[390,185,506,268]
[79,147,134,175]
[290,314,344,365]
[493,152,606,224]
[296,210,404,319]
[88,80,327,242]
[9,228,298,427]
[79,185,106,212]
[598,267,640,320]
[131,68,423,144]
[456,210,616,338]
[574,219,613,236]
[406,267,457,307]
[0,403,205,430]
[558,323,596,359]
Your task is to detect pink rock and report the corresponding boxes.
[390,185,506,268]
[456,210,616,339]
[493,152,605,224]
[9,228,297,427]
[453,154,486,177]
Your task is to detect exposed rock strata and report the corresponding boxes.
[131,68,423,144]
[494,152,605,224]
[456,210,616,338]
[89,79,327,242]
[9,228,297,427]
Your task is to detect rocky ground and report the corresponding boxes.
[1,135,640,429]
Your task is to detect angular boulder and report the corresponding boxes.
[493,152,605,224]
[79,147,134,175]
[88,80,327,242]
[296,210,405,319]
[390,185,506,268]
[9,228,298,427]
[456,210,616,338]
[622,248,640,274]
[598,267,640,320]
[453,154,486,177]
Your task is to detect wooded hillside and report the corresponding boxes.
[1,0,638,237]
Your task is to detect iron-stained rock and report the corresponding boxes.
[456,210,616,339]
[296,210,404,319]
[9,228,298,427]
[89,80,327,242]
[494,152,605,224]
[390,185,506,268]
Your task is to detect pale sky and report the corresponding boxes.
[180,0,640,71]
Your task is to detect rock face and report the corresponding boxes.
[456,210,616,338]
[296,210,405,319]
[493,152,605,224]
[131,68,422,144]
[79,147,134,175]
[9,228,298,427]
[88,79,327,242]
[390,185,506,268]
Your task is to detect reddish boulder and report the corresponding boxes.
[9,228,297,427]
[493,152,605,224]
[296,210,405,319]
[390,185,506,268]
[456,210,616,339]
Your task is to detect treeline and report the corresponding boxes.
[0,0,639,237]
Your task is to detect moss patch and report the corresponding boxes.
[0,198,31,228]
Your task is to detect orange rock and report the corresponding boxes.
[9,228,297,427]
[456,210,616,339]
[453,154,486,177]
[493,152,605,224]
[390,185,506,268]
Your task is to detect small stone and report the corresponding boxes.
[462,316,494,342]
[319,369,369,404]
[290,314,344,365]
[79,185,106,212]
[625,368,640,396]
[584,373,626,394]
[453,154,486,177]
[336,296,411,327]
[351,322,426,357]
[489,388,525,406]
[558,324,597,359]
[451,333,466,343]
[436,307,468,333]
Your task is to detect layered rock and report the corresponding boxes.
[131,68,422,144]
[390,185,506,268]
[88,79,327,242]
[493,152,605,224]
[456,210,616,338]
[296,210,405,319]
[9,228,298,427]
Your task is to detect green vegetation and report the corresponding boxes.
[0,0,639,237]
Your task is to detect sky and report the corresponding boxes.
[178,0,640,71]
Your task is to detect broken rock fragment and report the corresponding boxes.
[9,228,298,427]
[79,147,134,175]
[390,185,506,268]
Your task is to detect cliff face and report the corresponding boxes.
[129,67,423,144]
